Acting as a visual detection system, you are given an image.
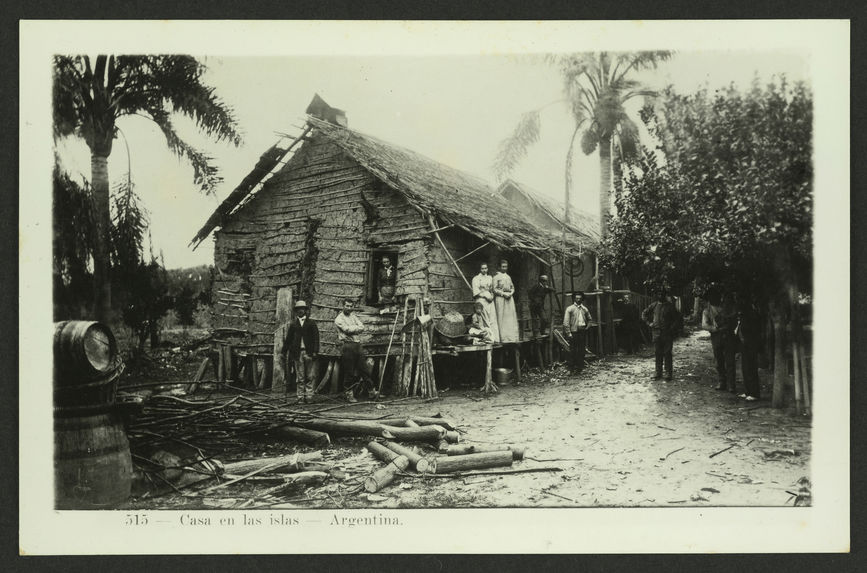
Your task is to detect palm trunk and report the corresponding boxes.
[90,153,112,322]
[599,134,612,239]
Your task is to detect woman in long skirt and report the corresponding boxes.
[493,259,519,343]
[471,262,500,343]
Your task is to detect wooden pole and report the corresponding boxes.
[792,340,803,414]
[428,214,472,290]
[799,340,811,412]
[594,257,603,355]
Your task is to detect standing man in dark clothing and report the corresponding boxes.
[643,289,678,381]
[528,274,555,336]
[285,300,320,404]
[737,293,763,400]
[617,294,641,354]
[716,292,740,393]
[563,292,592,373]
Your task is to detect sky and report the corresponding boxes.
[55,51,809,270]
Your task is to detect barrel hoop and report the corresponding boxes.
[55,442,131,460]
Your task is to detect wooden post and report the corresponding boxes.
[481,347,495,393]
[272,287,294,392]
[263,355,273,390]
[799,340,811,412]
[216,344,225,384]
[792,341,802,414]
[513,344,522,384]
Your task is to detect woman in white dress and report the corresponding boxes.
[493,259,519,343]
[471,262,500,343]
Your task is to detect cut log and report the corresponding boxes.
[408,416,458,431]
[221,451,322,476]
[443,430,460,443]
[431,450,514,473]
[437,439,450,453]
[295,419,386,437]
[366,441,402,464]
[446,444,525,461]
[364,455,409,493]
[267,425,331,447]
[381,425,445,441]
[404,419,419,428]
[382,441,431,473]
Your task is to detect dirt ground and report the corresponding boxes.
[124,329,811,510]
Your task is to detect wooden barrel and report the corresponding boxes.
[54,405,133,509]
[54,321,119,383]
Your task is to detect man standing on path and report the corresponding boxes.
[335,298,367,402]
[643,288,678,381]
[701,290,727,388]
[528,274,555,336]
[563,292,592,373]
[736,292,763,401]
[493,259,519,343]
[716,292,740,393]
[285,300,320,404]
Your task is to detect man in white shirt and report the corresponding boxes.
[563,292,592,373]
[334,299,367,402]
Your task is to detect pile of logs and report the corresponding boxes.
[123,386,557,508]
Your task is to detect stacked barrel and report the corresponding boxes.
[53,321,133,509]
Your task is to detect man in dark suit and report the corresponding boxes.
[285,300,320,403]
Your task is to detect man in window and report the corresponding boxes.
[285,300,319,404]
[377,255,396,304]
[335,298,367,402]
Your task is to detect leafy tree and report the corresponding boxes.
[603,78,813,407]
[494,51,672,237]
[52,55,243,322]
[53,164,94,319]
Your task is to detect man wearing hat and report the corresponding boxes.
[642,288,678,381]
[285,300,320,403]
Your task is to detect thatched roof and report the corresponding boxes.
[308,117,588,253]
[498,178,601,244]
[192,114,592,254]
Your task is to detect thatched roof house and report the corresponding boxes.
[193,99,592,362]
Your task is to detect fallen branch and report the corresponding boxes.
[402,466,561,478]
[659,446,685,461]
[540,488,578,504]
[709,444,736,459]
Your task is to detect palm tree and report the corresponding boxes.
[494,51,672,238]
[53,55,243,321]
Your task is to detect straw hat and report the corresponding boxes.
[294,300,308,309]
[435,311,468,339]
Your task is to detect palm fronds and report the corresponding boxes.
[492,110,541,181]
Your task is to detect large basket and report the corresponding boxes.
[435,311,468,339]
